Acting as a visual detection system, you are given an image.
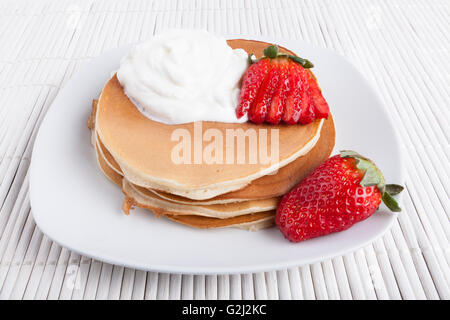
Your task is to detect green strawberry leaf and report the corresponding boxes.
[340,150,363,158]
[289,55,314,68]
[382,192,402,212]
[357,159,383,187]
[263,45,279,59]
[385,184,404,195]
[340,150,403,213]
[261,45,314,68]
[340,150,385,188]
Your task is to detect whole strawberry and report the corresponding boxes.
[276,150,403,242]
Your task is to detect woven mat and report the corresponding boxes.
[0,0,448,300]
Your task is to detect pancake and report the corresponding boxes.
[94,143,275,229]
[94,137,125,186]
[94,113,334,202]
[95,139,279,217]
[96,132,123,176]
[88,100,98,148]
[96,39,326,200]
[94,113,334,204]
[122,179,279,218]
[150,115,335,202]
[96,135,280,217]
[167,211,275,231]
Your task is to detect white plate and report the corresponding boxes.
[30,36,404,274]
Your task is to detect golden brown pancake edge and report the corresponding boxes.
[94,139,276,229]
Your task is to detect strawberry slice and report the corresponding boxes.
[306,70,330,119]
[282,61,303,124]
[236,59,270,119]
[266,61,289,124]
[298,92,315,124]
[298,68,316,124]
[248,62,281,124]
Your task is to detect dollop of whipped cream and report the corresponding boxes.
[117,30,249,124]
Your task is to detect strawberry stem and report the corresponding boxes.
[340,150,403,212]
[258,45,314,68]
[248,53,256,65]
[263,45,279,58]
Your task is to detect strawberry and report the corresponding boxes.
[236,45,317,125]
[282,61,303,124]
[298,92,315,124]
[236,58,270,118]
[306,70,330,119]
[248,62,281,124]
[276,150,403,242]
[297,67,316,125]
[266,61,290,124]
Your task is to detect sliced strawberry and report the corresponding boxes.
[236,44,328,125]
[266,61,289,124]
[298,68,316,124]
[248,63,281,124]
[306,70,330,119]
[282,61,303,124]
[298,93,315,124]
[236,59,270,119]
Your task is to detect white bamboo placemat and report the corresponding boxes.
[0,0,448,300]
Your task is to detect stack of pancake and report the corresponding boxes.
[87,40,335,231]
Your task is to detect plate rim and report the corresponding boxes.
[29,35,405,275]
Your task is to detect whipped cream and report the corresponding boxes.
[117,30,249,124]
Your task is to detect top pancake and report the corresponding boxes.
[96,39,325,199]
[151,114,335,202]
